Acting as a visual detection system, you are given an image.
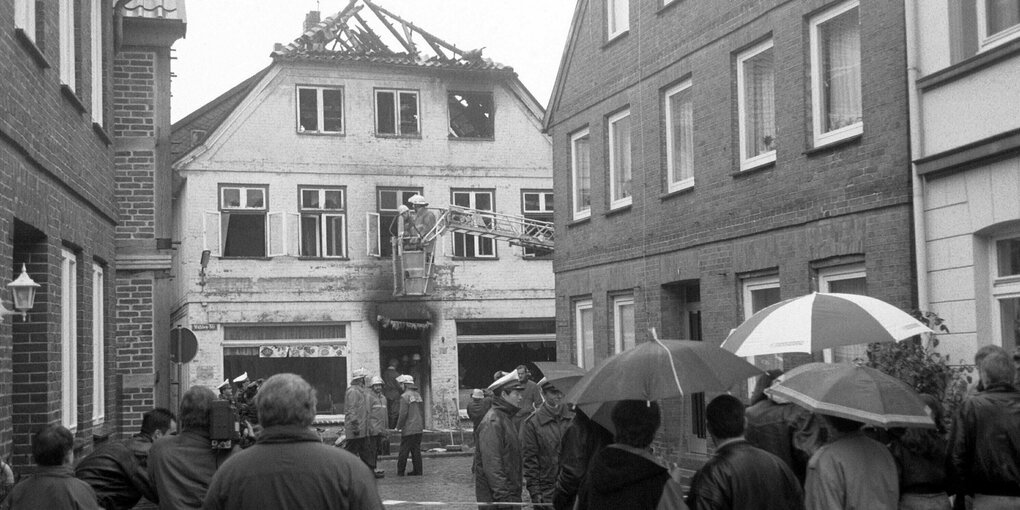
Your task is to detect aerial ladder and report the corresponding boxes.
[391,205,555,296]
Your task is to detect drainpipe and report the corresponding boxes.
[905,0,929,315]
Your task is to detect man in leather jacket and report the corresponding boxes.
[519,378,573,505]
[75,408,176,509]
[687,395,803,510]
[474,370,526,509]
[948,345,1020,509]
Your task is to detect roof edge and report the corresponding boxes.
[543,0,587,132]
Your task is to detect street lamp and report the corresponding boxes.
[1,264,40,322]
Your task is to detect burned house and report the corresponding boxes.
[170,0,554,428]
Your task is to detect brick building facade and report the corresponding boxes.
[169,2,554,429]
[545,0,915,466]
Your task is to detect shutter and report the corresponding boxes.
[268,211,284,257]
[285,212,301,256]
[366,212,381,257]
[203,211,221,256]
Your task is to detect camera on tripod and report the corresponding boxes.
[211,373,262,449]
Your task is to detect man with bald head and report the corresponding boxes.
[203,373,382,510]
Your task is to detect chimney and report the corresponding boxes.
[304,11,321,33]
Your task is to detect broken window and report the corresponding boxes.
[297,86,344,134]
[376,89,419,136]
[299,186,346,258]
[220,185,268,258]
[448,91,494,139]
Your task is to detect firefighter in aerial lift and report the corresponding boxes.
[402,194,437,260]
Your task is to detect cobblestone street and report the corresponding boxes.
[375,454,537,509]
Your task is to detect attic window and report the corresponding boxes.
[448,91,494,139]
[297,86,344,134]
[190,129,207,144]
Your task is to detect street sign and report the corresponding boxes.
[169,327,199,363]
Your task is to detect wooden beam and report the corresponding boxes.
[364,0,414,54]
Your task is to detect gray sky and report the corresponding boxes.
[170,0,578,123]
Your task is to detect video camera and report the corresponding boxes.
[210,375,263,449]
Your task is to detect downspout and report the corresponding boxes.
[905,0,930,315]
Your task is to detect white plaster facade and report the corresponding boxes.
[910,0,1020,364]
[171,57,554,428]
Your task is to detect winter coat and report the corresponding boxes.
[947,383,1020,498]
[578,444,687,510]
[745,399,818,484]
[344,384,370,438]
[473,397,523,504]
[552,411,613,510]
[519,404,573,503]
[368,391,388,436]
[6,465,101,510]
[148,430,235,510]
[202,425,383,510]
[686,439,804,510]
[75,433,158,509]
[397,388,424,436]
[517,380,542,418]
[804,431,898,510]
[467,396,492,431]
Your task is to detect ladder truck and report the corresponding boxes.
[390,205,554,296]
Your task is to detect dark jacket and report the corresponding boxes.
[519,404,573,503]
[368,391,388,436]
[344,384,370,438]
[148,430,234,510]
[686,439,804,510]
[552,411,613,510]
[474,397,523,504]
[517,380,542,418]
[579,444,687,510]
[947,383,1020,497]
[397,387,424,436]
[202,425,383,510]
[744,399,817,484]
[889,430,947,495]
[5,465,101,510]
[75,433,158,509]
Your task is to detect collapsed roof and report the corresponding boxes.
[271,0,513,73]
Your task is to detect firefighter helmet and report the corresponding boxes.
[408,194,428,206]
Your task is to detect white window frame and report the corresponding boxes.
[818,264,867,362]
[607,0,629,41]
[220,186,267,210]
[91,264,105,425]
[375,89,420,136]
[736,39,776,171]
[59,0,76,90]
[522,191,554,258]
[977,0,1020,51]
[451,190,496,259]
[742,275,780,397]
[296,86,344,134]
[90,0,103,125]
[571,129,592,221]
[613,294,635,354]
[575,299,594,368]
[299,187,347,258]
[809,1,863,147]
[15,0,37,43]
[62,249,78,431]
[664,80,694,192]
[608,109,633,210]
[990,235,1020,348]
[376,188,422,258]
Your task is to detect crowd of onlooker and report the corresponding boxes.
[2,343,1018,509]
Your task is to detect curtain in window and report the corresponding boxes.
[821,7,861,132]
[574,136,591,212]
[744,48,776,157]
[612,116,632,201]
[670,89,694,183]
[988,0,1020,35]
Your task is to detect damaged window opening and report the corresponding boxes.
[297,86,344,134]
[376,89,419,136]
[448,91,494,139]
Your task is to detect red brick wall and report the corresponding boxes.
[115,275,156,432]
[548,0,915,465]
[115,150,156,241]
[112,52,156,138]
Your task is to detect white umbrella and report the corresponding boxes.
[721,292,933,357]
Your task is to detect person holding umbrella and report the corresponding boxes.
[686,395,803,510]
[804,415,898,509]
[519,377,573,505]
[552,407,612,510]
[474,370,526,509]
